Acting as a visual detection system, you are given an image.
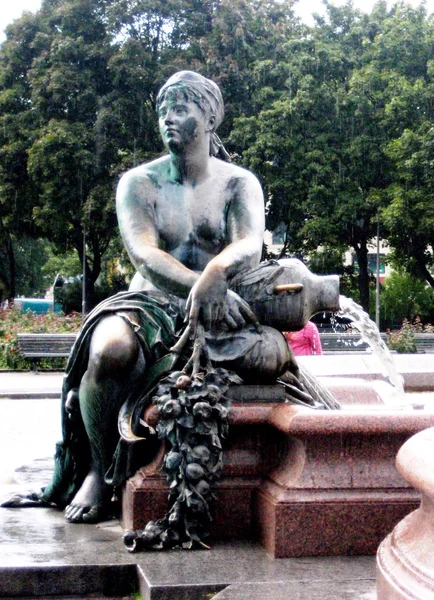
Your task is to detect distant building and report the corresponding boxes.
[265,226,391,282]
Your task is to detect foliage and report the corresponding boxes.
[386,319,417,353]
[1,0,434,310]
[381,124,434,286]
[0,235,51,301]
[386,317,434,354]
[0,0,301,303]
[379,270,434,329]
[0,307,82,369]
[0,0,118,303]
[54,272,129,314]
[307,246,362,304]
[54,279,83,315]
[41,246,83,283]
[230,1,434,311]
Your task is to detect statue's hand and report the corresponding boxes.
[185,268,226,333]
[171,285,262,356]
[223,290,262,333]
[186,269,261,334]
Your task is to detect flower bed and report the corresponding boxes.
[0,307,82,369]
[387,318,434,354]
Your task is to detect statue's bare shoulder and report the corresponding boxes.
[209,159,265,235]
[116,156,172,210]
[117,155,263,212]
[211,157,262,191]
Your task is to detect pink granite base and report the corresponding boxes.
[122,416,277,538]
[121,401,434,558]
[254,487,418,558]
[253,405,434,557]
[321,377,400,405]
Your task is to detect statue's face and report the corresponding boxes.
[157,88,212,152]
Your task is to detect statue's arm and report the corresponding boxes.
[210,170,265,275]
[186,170,265,331]
[116,171,199,298]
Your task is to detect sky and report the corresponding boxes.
[1,0,42,42]
[1,0,434,42]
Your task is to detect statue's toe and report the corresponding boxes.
[65,503,105,523]
[82,505,104,523]
[65,503,86,522]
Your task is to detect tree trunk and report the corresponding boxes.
[354,240,370,313]
[0,223,16,304]
[414,250,434,288]
[7,235,16,304]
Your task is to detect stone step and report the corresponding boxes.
[211,579,376,599]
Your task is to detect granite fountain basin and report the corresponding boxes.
[122,353,434,558]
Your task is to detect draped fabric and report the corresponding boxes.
[40,291,183,507]
[39,290,261,506]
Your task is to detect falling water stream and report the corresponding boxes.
[338,295,409,407]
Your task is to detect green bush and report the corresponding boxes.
[380,271,434,329]
[386,317,434,354]
[0,308,82,370]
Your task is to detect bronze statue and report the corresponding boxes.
[3,71,340,526]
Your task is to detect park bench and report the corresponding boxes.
[319,332,388,353]
[319,332,434,353]
[17,333,77,366]
[414,333,434,353]
[15,331,434,366]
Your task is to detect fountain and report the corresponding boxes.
[121,277,434,558]
[3,70,434,568]
[338,295,406,402]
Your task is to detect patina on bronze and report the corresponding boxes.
[2,71,340,532]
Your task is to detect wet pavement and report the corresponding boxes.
[0,398,61,486]
[0,503,376,599]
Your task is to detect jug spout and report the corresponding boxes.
[231,259,340,331]
[309,273,340,316]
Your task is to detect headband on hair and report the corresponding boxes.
[157,71,231,162]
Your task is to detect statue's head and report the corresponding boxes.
[156,71,230,160]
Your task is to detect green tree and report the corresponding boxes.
[231,0,434,313]
[231,1,388,311]
[381,124,434,287]
[14,236,50,297]
[380,270,434,328]
[41,245,83,283]
[0,11,44,301]
[0,0,302,306]
[26,0,119,306]
[365,3,434,289]
[3,0,432,316]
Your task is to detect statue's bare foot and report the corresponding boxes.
[65,471,111,524]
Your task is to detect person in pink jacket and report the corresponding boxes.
[284,321,323,356]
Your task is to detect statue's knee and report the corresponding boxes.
[88,316,140,378]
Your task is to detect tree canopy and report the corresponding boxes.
[0,0,433,316]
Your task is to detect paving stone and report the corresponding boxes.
[211,579,376,599]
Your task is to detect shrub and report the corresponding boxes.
[0,308,82,370]
[386,317,434,354]
[380,271,434,329]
